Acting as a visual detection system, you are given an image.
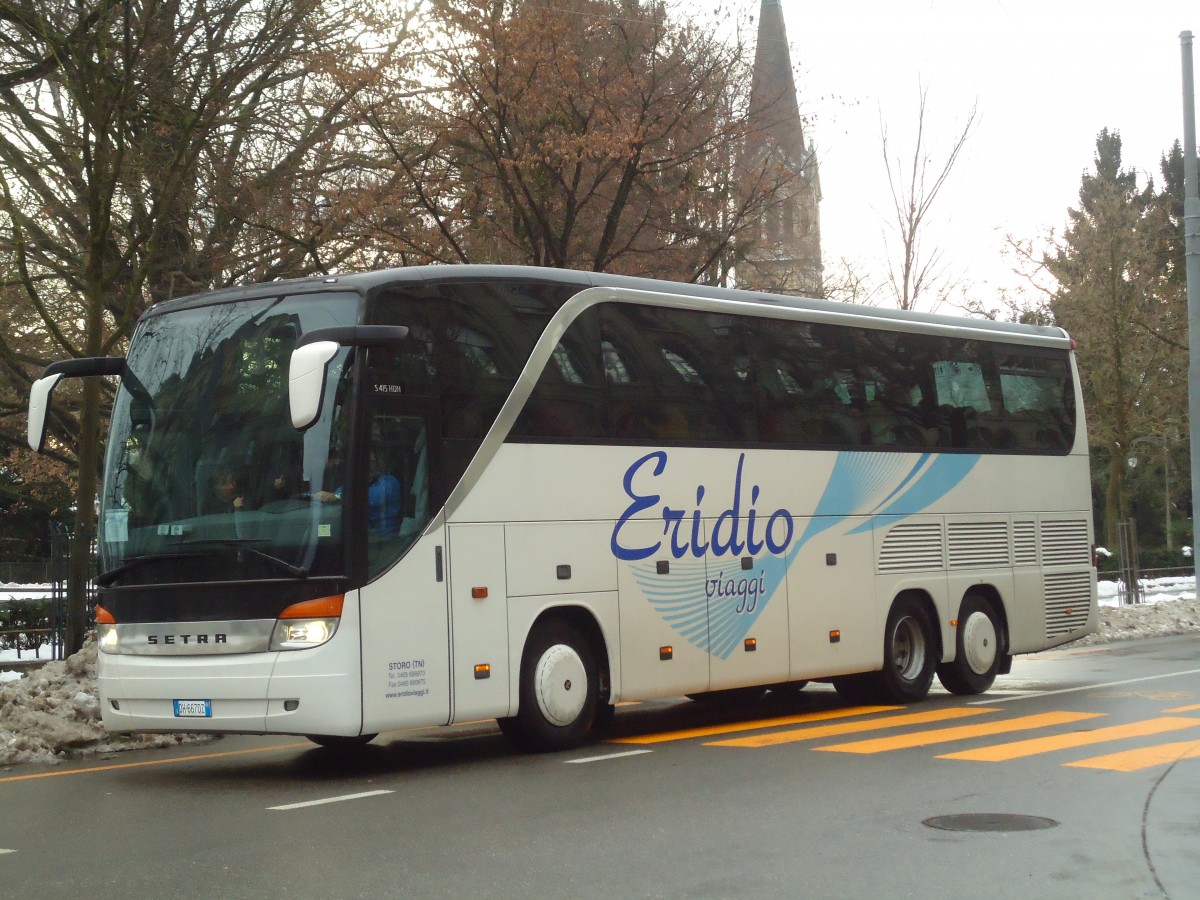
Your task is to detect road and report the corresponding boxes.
[2,634,1198,900]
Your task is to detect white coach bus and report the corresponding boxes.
[28,266,1096,751]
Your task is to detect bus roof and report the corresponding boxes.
[144,264,1069,344]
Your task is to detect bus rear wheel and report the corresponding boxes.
[498,620,598,753]
[878,597,937,702]
[936,594,1002,695]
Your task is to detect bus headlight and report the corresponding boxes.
[269,594,344,652]
[96,605,118,654]
[97,623,119,654]
[270,617,339,650]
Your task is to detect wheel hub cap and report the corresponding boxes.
[534,644,587,726]
[961,610,998,675]
[893,616,926,680]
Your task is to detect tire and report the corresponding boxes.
[877,596,937,703]
[307,733,377,750]
[937,594,1002,695]
[498,620,598,753]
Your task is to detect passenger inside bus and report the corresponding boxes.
[314,449,402,537]
[212,470,246,512]
[365,449,403,537]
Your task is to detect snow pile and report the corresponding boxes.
[0,636,214,767]
[2,581,1199,768]
[1076,578,1200,645]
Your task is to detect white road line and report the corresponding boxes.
[269,789,394,811]
[0,849,14,855]
[566,749,653,764]
[972,668,1200,704]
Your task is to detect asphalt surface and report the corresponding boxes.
[2,633,1197,899]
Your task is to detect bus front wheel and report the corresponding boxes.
[499,620,598,753]
[936,594,1002,695]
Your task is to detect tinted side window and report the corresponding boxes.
[854,330,934,449]
[600,305,751,443]
[511,307,605,440]
[909,334,1006,450]
[500,297,1076,456]
[996,348,1075,452]
[747,320,857,447]
[368,280,576,494]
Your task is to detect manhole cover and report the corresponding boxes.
[923,813,1059,833]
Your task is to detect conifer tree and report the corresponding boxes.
[1046,130,1187,547]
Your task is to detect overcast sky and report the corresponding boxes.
[775,0,1197,305]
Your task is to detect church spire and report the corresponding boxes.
[740,0,822,296]
[749,0,800,128]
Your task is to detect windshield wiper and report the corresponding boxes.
[180,539,309,579]
[96,552,203,587]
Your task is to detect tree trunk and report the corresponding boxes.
[1105,450,1128,550]
[66,375,101,656]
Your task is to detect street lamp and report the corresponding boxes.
[1127,436,1173,553]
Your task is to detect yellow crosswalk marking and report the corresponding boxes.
[1064,739,1200,772]
[813,711,1104,754]
[939,717,1200,762]
[609,706,901,744]
[707,707,997,749]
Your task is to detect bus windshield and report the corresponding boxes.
[98,292,359,584]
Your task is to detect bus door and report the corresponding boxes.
[445,521,511,723]
[358,398,452,732]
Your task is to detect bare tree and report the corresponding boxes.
[880,86,977,310]
[0,0,414,653]
[358,0,796,284]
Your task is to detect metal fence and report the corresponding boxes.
[0,559,52,584]
[0,527,95,662]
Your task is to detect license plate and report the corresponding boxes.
[173,699,212,718]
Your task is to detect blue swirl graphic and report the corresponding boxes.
[622,450,980,660]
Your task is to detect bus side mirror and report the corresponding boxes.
[27,373,64,452]
[289,326,409,430]
[289,341,340,430]
[27,356,126,453]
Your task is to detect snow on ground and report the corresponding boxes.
[2,578,1199,768]
[0,636,214,767]
[1080,576,1200,645]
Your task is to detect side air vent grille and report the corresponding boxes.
[1041,519,1091,567]
[878,523,944,573]
[948,522,1010,569]
[1045,572,1092,638]
[1013,521,1038,566]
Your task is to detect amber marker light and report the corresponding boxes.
[271,594,344,651]
[474,664,491,680]
[829,630,841,644]
[744,638,757,652]
[659,646,673,660]
[471,587,488,599]
[278,595,344,619]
